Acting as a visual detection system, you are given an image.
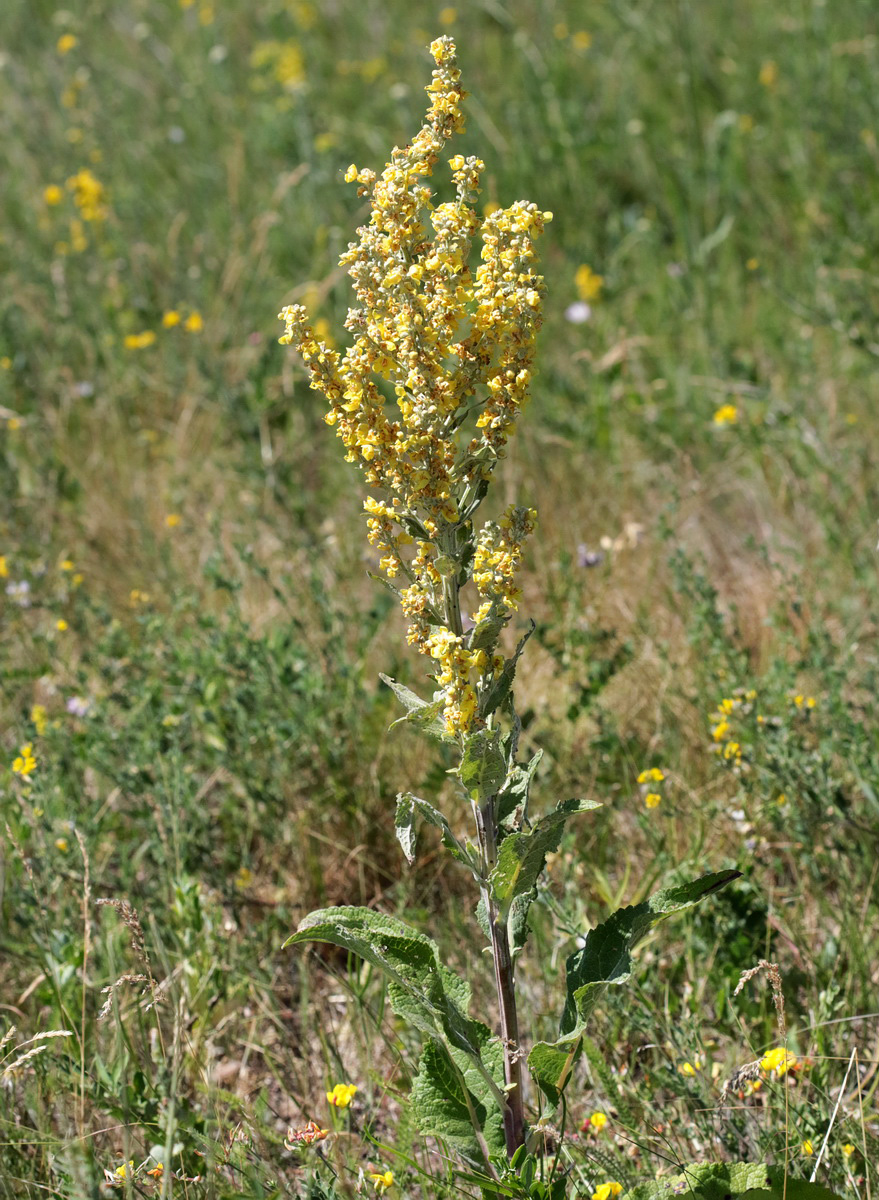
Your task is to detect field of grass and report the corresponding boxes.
[3,0,879,1195]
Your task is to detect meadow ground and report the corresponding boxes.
[2,0,879,1195]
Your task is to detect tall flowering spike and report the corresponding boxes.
[279,37,550,736]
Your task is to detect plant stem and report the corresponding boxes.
[489,892,526,1156]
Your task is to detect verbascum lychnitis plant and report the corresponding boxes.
[280,36,738,1188]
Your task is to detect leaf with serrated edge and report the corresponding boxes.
[286,907,505,1107]
[480,622,534,719]
[411,1037,506,1167]
[528,870,741,1103]
[380,674,453,742]
[496,749,543,836]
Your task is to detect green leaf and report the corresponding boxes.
[380,673,453,742]
[411,1036,506,1167]
[623,1162,842,1200]
[480,622,534,719]
[460,730,506,800]
[469,613,506,651]
[286,907,505,1105]
[528,870,740,1103]
[395,792,481,880]
[491,797,601,923]
[496,750,543,837]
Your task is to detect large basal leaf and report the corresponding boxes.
[395,792,481,880]
[528,870,740,1103]
[411,1035,506,1167]
[624,1162,842,1200]
[286,907,506,1112]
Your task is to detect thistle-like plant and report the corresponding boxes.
[280,36,737,1181]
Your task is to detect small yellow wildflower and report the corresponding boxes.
[0,358,10,370]
[759,60,778,89]
[146,1162,164,1178]
[644,792,661,809]
[72,573,84,586]
[592,1184,623,1200]
[129,589,151,606]
[679,1060,701,1077]
[44,184,64,206]
[57,33,78,55]
[0,556,7,578]
[637,767,665,783]
[713,404,738,426]
[589,1111,608,1130]
[842,1143,855,1158]
[712,720,730,741]
[761,1047,797,1075]
[370,1169,394,1193]
[165,513,181,528]
[326,1082,358,1108]
[184,311,203,332]
[56,619,69,632]
[571,31,592,50]
[8,417,22,430]
[439,7,456,25]
[55,838,69,852]
[792,694,816,709]
[776,792,787,806]
[722,741,741,761]
[575,263,603,302]
[802,1140,814,1156]
[123,331,156,350]
[60,559,74,571]
[31,705,48,736]
[114,1160,135,1179]
[234,866,253,890]
[12,744,37,777]
[746,257,759,270]
[162,310,181,328]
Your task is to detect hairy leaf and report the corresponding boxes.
[460,730,506,800]
[528,870,740,1102]
[480,622,534,719]
[380,673,453,742]
[394,792,481,879]
[411,1035,506,1167]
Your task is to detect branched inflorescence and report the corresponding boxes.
[279,36,549,736]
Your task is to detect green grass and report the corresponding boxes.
[2,0,879,1195]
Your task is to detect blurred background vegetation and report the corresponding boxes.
[2,0,879,1195]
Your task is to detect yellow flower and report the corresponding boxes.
[592,1184,623,1200]
[759,60,778,89]
[0,357,10,370]
[184,311,203,332]
[165,513,181,528]
[644,792,661,809]
[761,1047,797,1075]
[162,310,181,328]
[439,6,456,25]
[123,331,156,350]
[326,1082,358,1108]
[146,1162,164,1178]
[12,744,37,777]
[842,1143,855,1158]
[711,720,730,741]
[0,556,7,578]
[571,31,592,50]
[44,184,64,206]
[56,619,69,632]
[802,1140,814,1156]
[55,838,69,852]
[746,257,759,271]
[637,767,665,783]
[72,573,84,586]
[370,1169,394,1193]
[114,1160,135,1179]
[31,705,48,736]
[589,1110,608,1130]
[60,559,74,571]
[575,263,603,302]
[679,1060,701,1076]
[234,866,253,890]
[722,740,741,761]
[57,33,78,55]
[713,404,738,426]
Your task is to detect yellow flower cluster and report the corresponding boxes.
[12,743,37,777]
[592,1183,622,1200]
[279,37,549,737]
[760,1046,798,1076]
[66,168,107,222]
